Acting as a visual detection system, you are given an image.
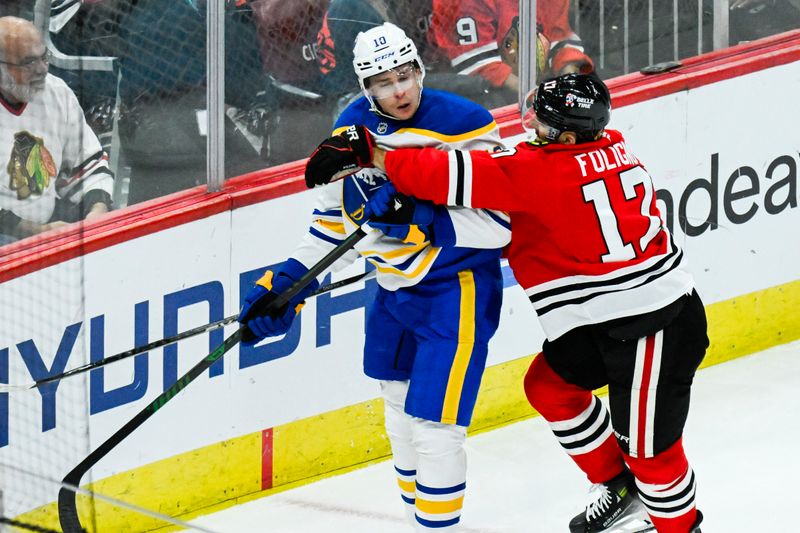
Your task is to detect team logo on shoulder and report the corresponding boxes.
[356,172,377,186]
[350,205,365,221]
[377,122,388,134]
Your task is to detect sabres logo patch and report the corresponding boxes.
[350,205,365,221]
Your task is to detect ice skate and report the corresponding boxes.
[690,510,704,532]
[568,470,655,533]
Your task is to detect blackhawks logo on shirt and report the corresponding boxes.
[7,130,57,199]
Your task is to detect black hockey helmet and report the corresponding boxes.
[523,73,611,142]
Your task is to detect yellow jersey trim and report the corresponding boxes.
[441,270,476,424]
[332,122,497,143]
[396,122,497,143]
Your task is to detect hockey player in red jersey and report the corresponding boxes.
[305,73,707,533]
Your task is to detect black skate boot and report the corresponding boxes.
[568,469,654,532]
[690,510,704,532]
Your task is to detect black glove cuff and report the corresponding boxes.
[81,189,113,218]
[0,209,22,234]
[356,127,374,167]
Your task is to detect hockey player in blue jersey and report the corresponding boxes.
[239,22,511,531]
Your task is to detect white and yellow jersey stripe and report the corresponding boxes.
[290,89,511,290]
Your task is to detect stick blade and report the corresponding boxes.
[0,382,34,393]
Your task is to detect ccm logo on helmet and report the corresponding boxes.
[374,51,397,62]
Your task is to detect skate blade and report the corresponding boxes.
[601,512,655,532]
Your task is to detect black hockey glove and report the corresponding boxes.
[364,183,436,245]
[305,125,375,188]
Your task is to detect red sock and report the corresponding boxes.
[625,438,698,532]
[524,354,625,483]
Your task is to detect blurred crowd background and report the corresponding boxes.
[1,0,797,213]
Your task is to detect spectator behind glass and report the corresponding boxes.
[317,0,540,110]
[47,0,134,157]
[116,0,266,205]
[316,0,437,100]
[0,1,32,19]
[729,0,800,44]
[248,0,434,166]
[248,0,336,166]
[429,0,594,106]
[0,17,113,246]
[316,0,386,98]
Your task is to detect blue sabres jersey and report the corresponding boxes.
[291,89,511,290]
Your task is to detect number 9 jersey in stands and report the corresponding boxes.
[290,88,511,291]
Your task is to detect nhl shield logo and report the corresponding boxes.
[377,122,388,134]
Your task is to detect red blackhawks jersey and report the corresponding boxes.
[384,129,695,340]
[430,0,592,87]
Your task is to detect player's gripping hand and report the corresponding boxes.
[238,259,319,346]
[305,125,375,188]
[364,183,435,245]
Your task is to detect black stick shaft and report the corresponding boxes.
[271,229,366,310]
[57,228,367,532]
[4,260,372,393]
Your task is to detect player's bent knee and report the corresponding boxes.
[381,379,410,408]
[524,353,593,420]
[625,436,689,482]
[382,380,413,441]
[524,353,559,410]
[410,418,466,458]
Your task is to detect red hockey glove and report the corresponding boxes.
[305,125,375,188]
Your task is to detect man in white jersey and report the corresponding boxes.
[0,17,113,245]
[240,23,511,531]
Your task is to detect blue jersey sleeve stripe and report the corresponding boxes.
[313,208,342,217]
[484,209,511,230]
[309,226,344,246]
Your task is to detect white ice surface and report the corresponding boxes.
[189,340,800,532]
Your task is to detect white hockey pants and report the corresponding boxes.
[381,380,467,532]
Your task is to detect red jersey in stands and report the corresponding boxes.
[384,129,694,340]
[429,0,593,86]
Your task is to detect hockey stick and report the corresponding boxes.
[57,228,368,533]
[0,268,375,394]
